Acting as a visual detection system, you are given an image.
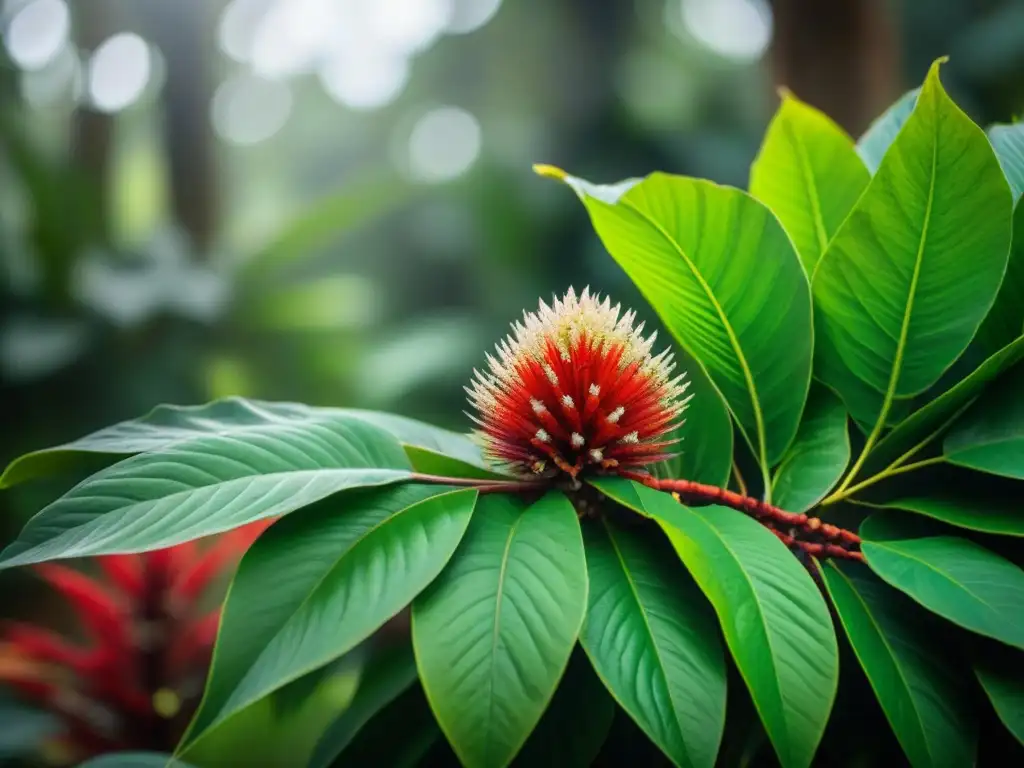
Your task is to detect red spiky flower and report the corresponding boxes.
[462,287,865,563]
[0,521,270,766]
[467,287,691,482]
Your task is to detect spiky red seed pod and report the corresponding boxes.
[467,287,691,481]
[0,520,271,765]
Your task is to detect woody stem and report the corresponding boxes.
[622,472,864,562]
[408,473,546,495]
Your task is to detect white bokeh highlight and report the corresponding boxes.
[318,49,409,111]
[3,0,69,71]
[211,74,292,145]
[87,33,152,113]
[217,0,497,111]
[680,0,772,62]
[407,106,481,183]
[446,0,502,35]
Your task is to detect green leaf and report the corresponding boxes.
[973,204,1024,359]
[179,663,361,768]
[812,60,1013,429]
[821,562,977,768]
[857,495,1024,537]
[975,651,1024,746]
[944,361,1024,479]
[864,337,1024,475]
[615,482,839,768]
[1,417,415,571]
[324,683,440,768]
[749,92,870,271]
[342,407,499,476]
[412,492,588,768]
[651,345,733,488]
[0,397,497,490]
[309,642,420,768]
[861,512,1024,649]
[857,87,919,173]
[182,486,476,747]
[0,413,413,569]
[974,123,1024,357]
[187,488,436,751]
[771,385,850,512]
[511,646,616,768]
[579,515,725,768]
[990,122,1024,203]
[546,168,813,487]
[0,699,57,760]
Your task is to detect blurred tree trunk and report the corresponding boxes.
[769,0,902,136]
[141,0,219,256]
[70,0,116,245]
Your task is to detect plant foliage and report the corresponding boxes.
[3,58,1024,768]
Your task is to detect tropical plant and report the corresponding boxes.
[0,522,269,765]
[2,56,1024,768]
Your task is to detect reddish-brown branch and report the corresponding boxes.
[622,471,864,562]
[769,529,865,563]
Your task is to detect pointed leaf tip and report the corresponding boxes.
[926,55,951,80]
[533,163,568,181]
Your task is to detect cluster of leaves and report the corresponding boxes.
[2,57,1024,767]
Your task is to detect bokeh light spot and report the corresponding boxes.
[406,106,482,183]
[368,0,453,55]
[217,0,272,64]
[3,0,69,70]
[87,33,152,113]
[446,0,502,35]
[211,74,292,145]
[319,50,409,111]
[680,0,772,62]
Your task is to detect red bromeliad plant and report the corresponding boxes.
[0,523,268,765]
[1,58,1023,768]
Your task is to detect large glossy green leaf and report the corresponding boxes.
[943,363,1024,479]
[990,122,1024,202]
[822,562,977,767]
[650,344,733,488]
[812,60,1013,428]
[511,647,616,767]
[0,397,497,489]
[579,514,725,768]
[749,92,869,271]
[0,413,414,569]
[861,512,1024,649]
[974,205,1024,359]
[183,486,476,748]
[412,492,588,768]
[857,495,1024,537]
[975,652,1024,746]
[857,87,919,173]
[612,482,838,768]
[179,661,361,768]
[183,487,435,752]
[771,385,849,512]
[974,123,1024,357]
[308,642,420,768]
[544,167,813,485]
[864,339,1024,475]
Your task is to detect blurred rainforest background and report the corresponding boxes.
[1,0,1023,761]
